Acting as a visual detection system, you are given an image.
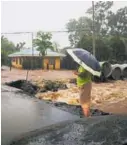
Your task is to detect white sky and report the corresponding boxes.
[1,1,127,48]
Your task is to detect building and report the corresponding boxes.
[8,48,65,70]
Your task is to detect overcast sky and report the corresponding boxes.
[1,1,127,48]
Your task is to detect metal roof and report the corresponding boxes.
[8,48,66,57]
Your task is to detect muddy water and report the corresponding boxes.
[1,86,78,145]
[5,80,111,118]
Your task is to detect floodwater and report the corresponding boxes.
[1,85,78,145]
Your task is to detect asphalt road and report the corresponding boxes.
[1,85,78,145]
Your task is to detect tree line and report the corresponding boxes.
[1,35,26,65]
[66,1,127,62]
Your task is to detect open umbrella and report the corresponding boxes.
[67,48,101,77]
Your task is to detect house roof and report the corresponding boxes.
[8,48,66,57]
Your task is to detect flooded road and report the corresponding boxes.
[1,85,78,145]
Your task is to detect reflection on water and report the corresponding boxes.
[1,87,78,145]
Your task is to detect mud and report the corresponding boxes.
[6,80,38,95]
[6,79,67,94]
[10,115,127,145]
[39,80,68,92]
[45,101,111,118]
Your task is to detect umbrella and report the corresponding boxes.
[67,48,101,77]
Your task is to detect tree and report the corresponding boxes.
[77,35,93,52]
[33,31,53,68]
[52,41,60,52]
[121,37,127,58]
[109,36,126,61]
[66,2,127,62]
[77,35,111,61]
[15,42,26,50]
[66,2,114,47]
[107,7,127,37]
[87,1,114,36]
[1,35,15,65]
[66,17,92,47]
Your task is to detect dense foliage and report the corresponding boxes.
[66,1,127,62]
[1,36,15,65]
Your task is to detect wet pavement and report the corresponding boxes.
[1,85,78,145]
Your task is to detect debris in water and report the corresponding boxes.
[36,79,68,92]
[6,80,38,95]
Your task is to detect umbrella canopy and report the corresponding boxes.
[67,48,101,77]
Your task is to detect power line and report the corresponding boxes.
[1,32,32,35]
[1,29,90,35]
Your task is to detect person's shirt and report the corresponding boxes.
[77,66,91,87]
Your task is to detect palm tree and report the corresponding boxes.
[15,42,26,51]
[33,31,53,68]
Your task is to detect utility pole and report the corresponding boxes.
[92,1,96,57]
[31,32,34,70]
[26,32,34,81]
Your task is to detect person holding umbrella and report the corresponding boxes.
[74,66,92,117]
[67,48,101,117]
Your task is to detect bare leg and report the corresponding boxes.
[79,82,92,117]
[81,103,90,117]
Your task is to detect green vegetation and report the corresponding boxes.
[33,31,53,68]
[1,35,26,66]
[1,36,15,66]
[66,1,127,62]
